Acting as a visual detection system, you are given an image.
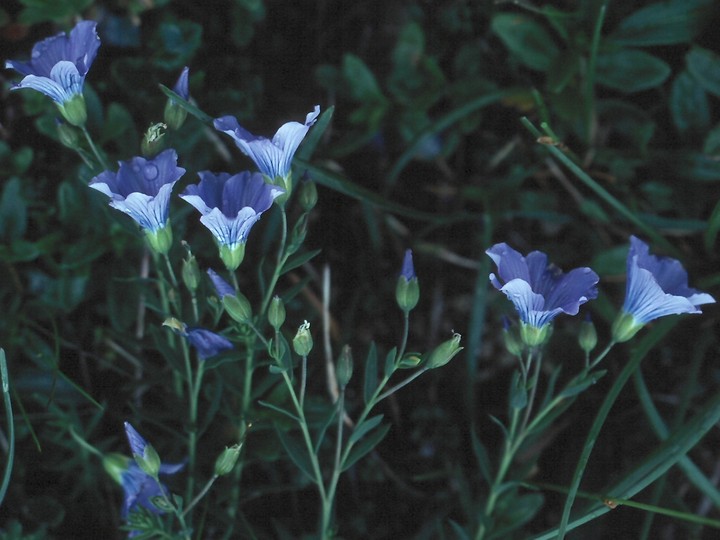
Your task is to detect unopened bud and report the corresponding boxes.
[336,345,353,388]
[268,296,286,330]
[223,293,252,324]
[426,332,463,369]
[579,315,597,353]
[293,321,313,356]
[396,249,419,312]
[214,443,242,476]
[299,180,318,212]
[182,254,201,292]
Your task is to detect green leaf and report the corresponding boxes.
[609,0,719,46]
[704,197,720,252]
[342,54,385,102]
[509,371,527,410]
[295,106,334,162]
[18,0,92,24]
[491,13,559,72]
[280,248,322,275]
[595,50,671,93]
[686,46,720,98]
[558,371,606,399]
[470,426,492,485]
[363,342,378,405]
[276,429,315,482]
[547,50,579,93]
[383,347,397,378]
[703,123,720,156]
[349,414,384,445]
[341,422,391,471]
[0,178,27,241]
[670,71,710,134]
[258,400,300,423]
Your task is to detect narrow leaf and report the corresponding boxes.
[364,342,378,405]
[341,423,391,471]
[276,428,315,482]
[349,414,384,445]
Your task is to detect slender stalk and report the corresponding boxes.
[163,253,179,288]
[300,354,308,409]
[183,474,219,517]
[259,209,289,317]
[376,368,429,403]
[520,350,543,435]
[0,350,15,508]
[81,126,110,170]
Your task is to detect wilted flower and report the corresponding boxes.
[180,171,283,270]
[214,106,320,201]
[5,21,100,126]
[207,268,235,298]
[185,327,233,360]
[487,243,599,345]
[89,149,185,254]
[611,236,715,342]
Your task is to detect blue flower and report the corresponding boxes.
[487,242,599,331]
[185,327,233,360]
[90,149,185,252]
[120,423,183,520]
[214,106,320,180]
[612,236,715,342]
[5,21,100,125]
[396,249,419,312]
[180,171,283,269]
[172,66,190,100]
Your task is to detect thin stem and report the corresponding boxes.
[520,350,543,435]
[0,350,15,508]
[183,474,218,517]
[81,126,110,170]
[396,311,410,362]
[152,476,191,540]
[376,368,429,403]
[300,355,308,410]
[259,209,289,317]
[163,253,179,289]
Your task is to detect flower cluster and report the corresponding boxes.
[488,237,714,348]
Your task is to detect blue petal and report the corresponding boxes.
[124,422,148,457]
[185,328,233,360]
[173,66,190,100]
[67,20,101,75]
[199,207,261,247]
[400,249,416,280]
[207,268,235,298]
[486,243,531,285]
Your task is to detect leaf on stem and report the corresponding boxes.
[341,423,391,471]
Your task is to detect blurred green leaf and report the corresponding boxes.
[341,422,391,471]
[18,0,92,24]
[151,21,203,70]
[0,178,27,241]
[363,342,378,405]
[491,13,559,72]
[595,50,670,92]
[669,71,710,134]
[349,414,384,445]
[609,0,718,46]
[276,429,314,482]
[703,124,720,157]
[547,50,579,93]
[101,103,138,154]
[686,46,720,98]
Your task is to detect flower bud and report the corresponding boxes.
[396,249,419,312]
[162,317,186,334]
[299,180,318,212]
[103,453,131,485]
[164,100,188,131]
[182,254,201,292]
[336,345,353,388]
[56,119,79,148]
[398,352,423,369]
[520,322,552,348]
[214,443,242,477]
[268,296,286,330]
[502,318,523,357]
[223,292,252,324]
[135,443,161,478]
[579,315,598,353]
[293,320,313,356]
[219,243,246,272]
[145,224,173,255]
[58,93,87,127]
[611,311,643,343]
[426,332,463,369]
[141,122,167,157]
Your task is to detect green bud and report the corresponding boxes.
[162,317,186,334]
[293,320,313,356]
[395,276,420,312]
[57,93,87,127]
[299,180,318,212]
[214,443,243,476]
[579,316,598,353]
[164,99,188,131]
[182,254,201,292]
[502,324,523,357]
[56,120,80,148]
[134,443,161,478]
[220,243,246,272]
[336,345,353,388]
[103,453,131,485]
[145,224,173,255]
[426,332,463,369]
[268,296,286,330]
[141,122,167,157]
[398,352,423,369]
[611,311,643,343]
[520,322,552,348]
[223,292,253,324]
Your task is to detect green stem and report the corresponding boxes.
[300,354,308,410]
[376,368,429,403]
[584,0,609,144]
[81,126,110,171]
[183,474,218,517]
[260,209,289,317]
[0,350,14,508]
[163,253,179,289]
